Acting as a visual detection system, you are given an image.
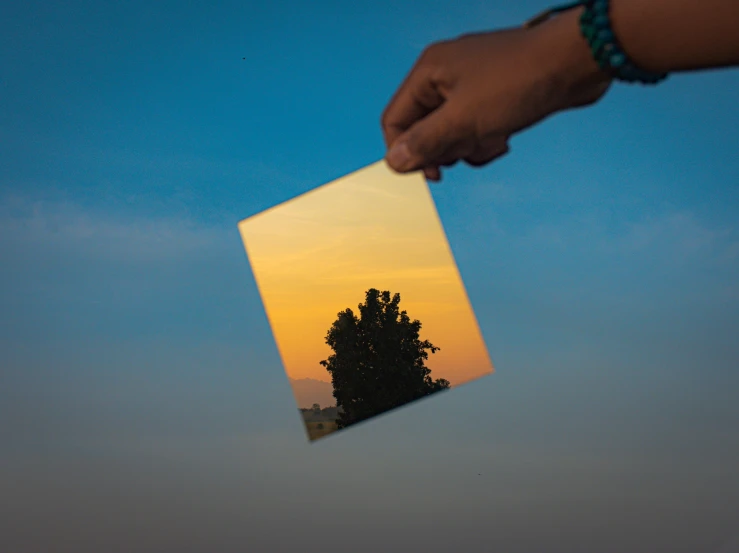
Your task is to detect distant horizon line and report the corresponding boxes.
[289,375,331,383]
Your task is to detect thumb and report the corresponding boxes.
[385,102,471,173]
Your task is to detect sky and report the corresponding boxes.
[1,0,738,552]
[240,160,492,392]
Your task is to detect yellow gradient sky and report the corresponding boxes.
[239,160,493,387]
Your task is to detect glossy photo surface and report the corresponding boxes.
[239,160,493,441]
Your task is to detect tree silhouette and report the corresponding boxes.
[320,288,450,429]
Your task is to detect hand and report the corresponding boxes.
[381,7,612,181]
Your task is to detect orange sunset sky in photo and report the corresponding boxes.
[238,160,494,390]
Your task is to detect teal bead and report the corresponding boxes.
[610,52,626,67]
[594,14,608,27]
[593,0,608,13]
[592,36,605,54]
[598,29,614,42]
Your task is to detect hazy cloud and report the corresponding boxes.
[455,177,739,265]
[0,192,233,263]
[618,210,734,257]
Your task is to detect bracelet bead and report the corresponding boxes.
[526,0,669,85]
[580,0,668,84]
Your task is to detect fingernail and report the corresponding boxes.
[387,141,411,171]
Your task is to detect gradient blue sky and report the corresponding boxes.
[1,1,738,552]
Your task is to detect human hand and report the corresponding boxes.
[381,7,612,181]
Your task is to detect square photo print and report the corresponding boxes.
[238,160,494,441]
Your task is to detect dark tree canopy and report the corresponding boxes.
[320,288,450,429]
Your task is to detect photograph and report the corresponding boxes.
[239,160,493,440]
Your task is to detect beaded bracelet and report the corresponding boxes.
[524,0,669,85]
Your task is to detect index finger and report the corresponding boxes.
[380,49,446,150]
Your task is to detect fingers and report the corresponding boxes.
[421,141,508,183]
[390,125,509,179]
[385,101,473,173]
[382,38,512,176]
[462,137,510,166]
[381,46,446,150]
[423,166,441,182]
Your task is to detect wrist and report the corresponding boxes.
[533,6,613,112]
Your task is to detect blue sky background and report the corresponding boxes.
[1,1,738,551]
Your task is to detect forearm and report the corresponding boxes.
[610,0,739,73]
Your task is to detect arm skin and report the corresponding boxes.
[381,0,739,181]
[611,0,739,73]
